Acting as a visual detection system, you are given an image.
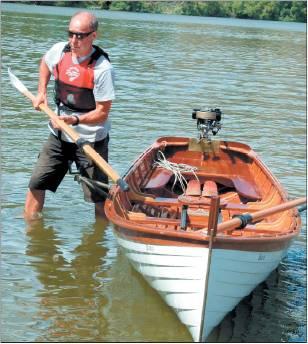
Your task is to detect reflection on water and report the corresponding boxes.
[1,3,306,343]
[21,219,190,342]
[25,218,110,341]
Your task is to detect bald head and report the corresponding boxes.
[70,11,98,32]
[68,11,98,57]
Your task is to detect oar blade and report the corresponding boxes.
[8,67,28,94]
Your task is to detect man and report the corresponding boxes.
[24,11,115,220]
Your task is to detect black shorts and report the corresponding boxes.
[29,133,109,203]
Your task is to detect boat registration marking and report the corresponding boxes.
[258,253,266,261]
[146,244,155,252]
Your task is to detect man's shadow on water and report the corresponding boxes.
[25,217,111,341]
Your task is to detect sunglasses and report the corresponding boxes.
[68,30,94,40]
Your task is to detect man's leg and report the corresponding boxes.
[95,202,106,217]
[25,134,68,221]
[24,189,46,220]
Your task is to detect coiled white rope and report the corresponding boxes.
[153,150,199,193]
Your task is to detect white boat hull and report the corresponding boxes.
[116,234,287,341]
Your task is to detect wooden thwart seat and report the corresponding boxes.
[232,176,261,200]
[144,168,173,189]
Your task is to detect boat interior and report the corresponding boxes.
[110,138,297,237]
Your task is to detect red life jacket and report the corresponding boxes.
[53,44,110,112]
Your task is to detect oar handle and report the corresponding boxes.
[217,197,306,232]
[81,144,129,191]
[23,90,129,191]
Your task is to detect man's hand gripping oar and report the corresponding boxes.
[8,67,129,192]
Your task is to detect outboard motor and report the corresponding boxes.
[192,108,222,141]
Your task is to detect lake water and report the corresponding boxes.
[1,3,306,342]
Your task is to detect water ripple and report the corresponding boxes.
[2,5,306,343]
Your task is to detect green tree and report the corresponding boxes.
[7,1,307,22]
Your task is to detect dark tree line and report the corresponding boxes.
[7,1,307,22]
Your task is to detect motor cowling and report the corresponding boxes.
[192,108,222,140]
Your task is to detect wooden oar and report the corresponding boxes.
[8,68,129,191]
[217,197,306,232]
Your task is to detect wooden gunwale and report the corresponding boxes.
[106,195,301,251]
[105,136,301,252]
[112,223,299,252]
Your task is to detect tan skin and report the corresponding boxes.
[25,12,111,220]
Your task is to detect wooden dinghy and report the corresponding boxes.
[105,109,303,341]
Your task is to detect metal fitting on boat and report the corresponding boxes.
[116,178,130,192]
[232,213,254,229]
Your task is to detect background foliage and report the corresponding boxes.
[10,1,307,22]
